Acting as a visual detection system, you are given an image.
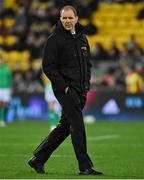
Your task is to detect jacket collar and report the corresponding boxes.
[54,21,85,37]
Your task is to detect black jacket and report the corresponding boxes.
[42,21,92,94]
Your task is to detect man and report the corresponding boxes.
[28,5,103,176]
[124,65,144,93]
[0,50,12,127]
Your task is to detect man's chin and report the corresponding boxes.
[65,27,71,31]
[64,25,71,30]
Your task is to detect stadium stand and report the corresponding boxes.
[87,2,144,50]
[0,0,144,92]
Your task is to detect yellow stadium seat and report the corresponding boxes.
[4,18,16,28]
[5,36,17,46]
[8,51,20,61]
[3,0,19,11]
[91,3,144,50]
[21,51,31,62]
[32,59,42,70]
[79,18,89,26]
[21,62,30,71]
[39,2,48,9]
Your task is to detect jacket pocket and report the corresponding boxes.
[65,88,80,106]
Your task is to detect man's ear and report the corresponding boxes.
[60,16,62,22]
[76,16,79,22]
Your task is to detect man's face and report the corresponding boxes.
[60,9,78,32]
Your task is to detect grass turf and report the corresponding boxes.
[0,120,144,179]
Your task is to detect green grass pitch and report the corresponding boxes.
[0,120,144,179]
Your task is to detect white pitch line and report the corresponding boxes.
[0,143,38,146]
[0,154,118,158]
[0,154,73,157]
[0,135,120,147]
[88,134,120,141]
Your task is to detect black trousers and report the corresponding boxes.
[33,88,93,171]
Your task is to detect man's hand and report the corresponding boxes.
[65,87,69,94]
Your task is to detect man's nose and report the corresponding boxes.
[66,18,70,22]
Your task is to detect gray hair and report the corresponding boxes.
[60,5,77,17]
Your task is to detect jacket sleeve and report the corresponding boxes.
[42,35,68,92]
[86,40,92,91]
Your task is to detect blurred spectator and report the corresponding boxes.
[92,43,108,60]
[11,36,28,51]
[102,0,144,2]
[76,0,99,18]
[0,50,13,127]
[46,2,60,26]
[26,31,45,58]
[54,0,75,8]
[124,65,144,93]
[24,62,43,93]
[101,68,117,88]
[113,67,125,89]
[120,35,144,65]
[108,41,120,61]
[13,63,26,92]
[43,74,60,131]
[0,19,9,37]
[84,17,98,35]
[137,7,144,20]
[0,7,16,18]
[124,35,138,53]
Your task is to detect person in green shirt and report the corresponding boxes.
[43,74,61,132]
[0,50,13,127]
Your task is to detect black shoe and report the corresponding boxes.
[28,156,45,174]
[79,168,103,175]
